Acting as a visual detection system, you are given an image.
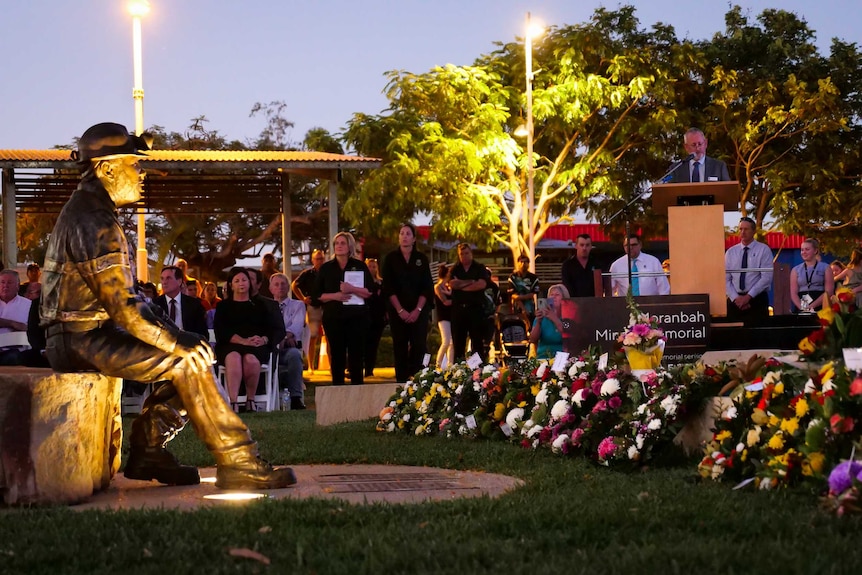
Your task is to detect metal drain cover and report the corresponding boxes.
[316,472,477,493]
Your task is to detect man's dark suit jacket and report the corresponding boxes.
[668,156,731,183]
[154,293,209,339]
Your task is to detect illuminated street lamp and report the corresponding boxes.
[128,0,150,281]
[524,12,543,273]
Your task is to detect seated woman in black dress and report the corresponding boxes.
[214,268,280,409]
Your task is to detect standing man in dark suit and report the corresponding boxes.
[667,128,731,183]
[155,266,208,339]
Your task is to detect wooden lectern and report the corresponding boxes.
[652,181,740,317]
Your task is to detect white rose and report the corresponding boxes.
[403,414,411,422]
[473,381,481,392]
[506,408,525,429]
[551,434,569,453]
[627,445,639,460]
[736,442,745,453]
[389,400,397,408]
[527,425,544,438]
[455,385,464,395]
[600,378,620,396]
[636,404,647,416]
[387,422,395,432]
[382,412,392,422]
[551,399,569,420]
[572,389,586,407]
[635,434,645,449]
[535,387,549,405]
[647,419,662,431]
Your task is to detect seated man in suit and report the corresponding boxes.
[269,272,307,410]
[156,265,208,339]
[667,128,731,183]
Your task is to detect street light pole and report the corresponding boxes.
[524,12,540,274]
[129,0,150,282]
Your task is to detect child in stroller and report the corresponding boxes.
[495,303,530,365]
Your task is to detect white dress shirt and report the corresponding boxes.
[609,252,670,296]
[166,295,183,330]
[278,297,306,339]
[725,239,773,299]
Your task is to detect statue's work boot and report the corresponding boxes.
[124,447,201,486]
[215,457,297,490]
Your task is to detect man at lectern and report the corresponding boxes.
[667,128,731,183]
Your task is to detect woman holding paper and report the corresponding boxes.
[529,284,569,358]
[313,232,373,385]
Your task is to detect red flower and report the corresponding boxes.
[838,291,854,304]
[850,377,862,397]
[830,414,856,434]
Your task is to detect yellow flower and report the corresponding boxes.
[773,382,784,395]
[747,426,762,447]
[715,430,731,441]
[818,303,835,325]
[819,362,835,385]
[806,452,825,475]
[795,398,809,418]
[493,403,506,421]
[531,383,540,396]
[752,409,769,425]
[768,414,780,427]
[799,337,816,354]
[780,418,799,435]
[767,433,785,450]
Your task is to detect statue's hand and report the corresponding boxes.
[175,331,216,374]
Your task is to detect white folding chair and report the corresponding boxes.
[218,352,278,412]
[121,381,152,415]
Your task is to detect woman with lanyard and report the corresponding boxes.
[790,238,834,312]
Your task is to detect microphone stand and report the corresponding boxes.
[608,184,650,294]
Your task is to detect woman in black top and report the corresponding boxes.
[382,223,434,382]
[313,232,373,385]
[214,268,280,408]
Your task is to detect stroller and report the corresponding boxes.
[494,304,531,365]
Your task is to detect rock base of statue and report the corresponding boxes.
[625,341,666,378]
[0,368,122,506]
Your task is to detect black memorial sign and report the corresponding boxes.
[560,294,710,366]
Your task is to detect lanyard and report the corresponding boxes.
[803,263,817,289]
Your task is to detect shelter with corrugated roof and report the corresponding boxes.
[0,148,380,281]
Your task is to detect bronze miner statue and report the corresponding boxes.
[40,122,295,489]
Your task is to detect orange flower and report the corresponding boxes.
[851,377,862,396]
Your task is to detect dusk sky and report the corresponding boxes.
[0,1,858,151]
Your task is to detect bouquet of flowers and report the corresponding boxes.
[617,292,665,352]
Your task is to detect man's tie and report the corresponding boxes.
[631,259,640,296]
[739,247,749,292]
[169,298,177,322]
[692,161,701,182]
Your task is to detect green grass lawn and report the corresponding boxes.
[2,411,861,574]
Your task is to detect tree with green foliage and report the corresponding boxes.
[343,7,691,263]
[702,7,851,236]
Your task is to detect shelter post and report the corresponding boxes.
[2,169,17,269]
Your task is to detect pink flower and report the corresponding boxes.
[571,428,584,446]
[632,323,650,336]
[607,396,622,410]
[598,437,618,460]
[851,377,862,396]
[592,400,608,413]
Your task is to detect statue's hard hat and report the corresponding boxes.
[72,122,152,165]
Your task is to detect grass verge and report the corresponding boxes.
[2,412,861,574]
